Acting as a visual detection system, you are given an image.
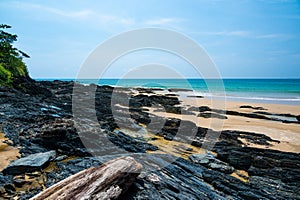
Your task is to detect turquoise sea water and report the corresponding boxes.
[38,79,300,105]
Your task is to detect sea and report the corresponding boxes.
[38,79,300,105]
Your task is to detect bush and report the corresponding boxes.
[0,63,12,85]
[0,24,29,86]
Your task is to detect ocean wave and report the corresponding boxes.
[224,96,300,102]
[201,93,300,102]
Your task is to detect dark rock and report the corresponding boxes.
[108,130,159,153]
[254,111,298,118]
[199,106,211,112]
[187,106,200,112]
[196,105,300,124]
[98,154,227,200]
[4,183,15,193]
[237,191,263,200]
[13,179,27,188]
[252,156,277,169]
[2,124,19,145]
[131,94,180,108]
[168,88,193,92]
[223,150,252,170]
[189,153,234,174]
[19,143,49,156]
[220,130,279,146]
[164,105,182,114]
[248,176,300,199]
[165,93,179,97]
[252,111,300,123]
[54,155,68,161]
[164,134,174,141]
[225,110,271,120]
[240,105,266,110]
[248,166,300,183]
[198,112,228,119]
[12,77,53,97]
[174,145,193,152]
[0,173,13,194]
[187,95,204,98]
[3,151,56,175]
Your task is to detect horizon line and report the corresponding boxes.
[33,77,300,80]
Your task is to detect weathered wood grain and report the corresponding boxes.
[30,156,143,200]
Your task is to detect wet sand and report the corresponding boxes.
[0,132,20,171]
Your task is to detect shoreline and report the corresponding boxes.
[36,79,300,106]
[173,90,300,106]
[145,89,300,153]
[40,80,300,153]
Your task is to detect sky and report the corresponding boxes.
[1,0,300,79]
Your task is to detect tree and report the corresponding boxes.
[0,24,30,86]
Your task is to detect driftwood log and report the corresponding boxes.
[31,156,143,200]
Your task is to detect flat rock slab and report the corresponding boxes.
[3,150,56,175]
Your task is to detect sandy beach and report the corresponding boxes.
[143,91,300,153]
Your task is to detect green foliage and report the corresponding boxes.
[0,63,12,85]
[0,24,29,86]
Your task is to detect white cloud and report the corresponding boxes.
[193,30,251,37]
[144,18,182,26]
[212,31,250,37]
[36,7,94,20]
[192,30,294,40]
[7,1,185,30]
[255,34,287,39]
[7,1,135,26]
[9,1,91,20]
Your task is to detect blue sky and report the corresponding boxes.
[1,0,300,78]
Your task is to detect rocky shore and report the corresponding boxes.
[0,80,300,199]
